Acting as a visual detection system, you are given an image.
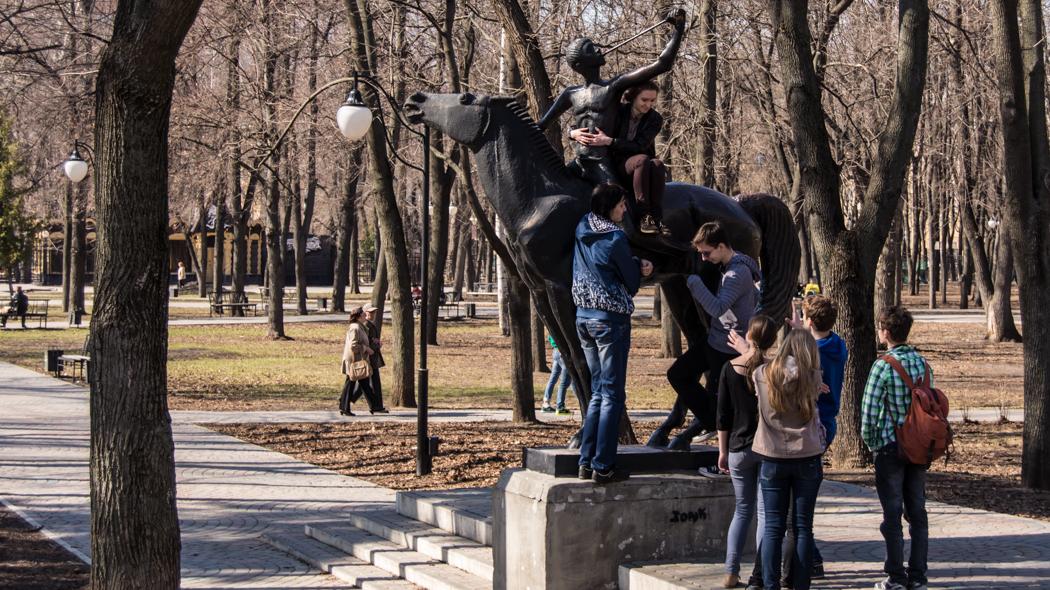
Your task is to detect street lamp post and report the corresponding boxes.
[63,140,92,326]
[335,75,433,476]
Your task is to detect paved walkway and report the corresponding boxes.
[0,361,1045,588]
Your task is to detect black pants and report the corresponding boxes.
[663,343,735,432]
[0,311,25,328]
[339,377,382,412]
[371,369,385,411]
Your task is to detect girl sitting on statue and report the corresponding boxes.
[572,81,670,236]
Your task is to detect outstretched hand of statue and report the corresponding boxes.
[664,8,686,27]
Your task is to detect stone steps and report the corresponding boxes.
[347,509,494,581]
[618,561,727,590]
[307,521,492,590]
[260,530,419,589]
[396,488,492,546]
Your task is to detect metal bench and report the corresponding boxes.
[58,336,91,383]
[23,300,49,328]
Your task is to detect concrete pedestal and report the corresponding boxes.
[493,468,741,590]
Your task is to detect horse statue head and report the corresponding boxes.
[404,92,511,148]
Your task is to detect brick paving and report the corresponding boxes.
[1,360,1047,588]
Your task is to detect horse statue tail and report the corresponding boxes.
[737,193,801,326]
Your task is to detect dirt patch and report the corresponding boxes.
[0,503,88,590]
[211,420,1050,521]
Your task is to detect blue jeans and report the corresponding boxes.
[760,456,823,590]
[576,316,630,472]
[875,442,928,587]
[542,349,572,407]
[726,448,764,576]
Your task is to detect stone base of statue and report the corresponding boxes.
[493,445,746,590]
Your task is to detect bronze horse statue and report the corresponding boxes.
[404,92,800,446]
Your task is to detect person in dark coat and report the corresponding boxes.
[363,303,389,414]
[609,81,669,235]
[1,286,29,328]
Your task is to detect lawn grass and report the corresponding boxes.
[0,314,1024,412]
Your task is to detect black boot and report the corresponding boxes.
[667,418,706,451]
[648,400,687,448]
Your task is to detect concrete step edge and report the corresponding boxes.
[395,492,492,546]
[347,510,494,581]
[307,522,492,590]
[259,531,418,589]
[618,561,727,590]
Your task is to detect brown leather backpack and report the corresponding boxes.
[881,355,953,466]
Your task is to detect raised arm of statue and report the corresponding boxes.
[609,9,687,96]
[537,88,575,130]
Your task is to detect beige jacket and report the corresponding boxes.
[341,322,371,375]
[752,360,826,460]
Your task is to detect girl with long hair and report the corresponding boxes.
[753,329,826,590]
[716,315,779,589]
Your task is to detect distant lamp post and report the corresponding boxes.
[64,143,89,183]
[987,217,1000,230]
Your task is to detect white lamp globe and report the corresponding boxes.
[64,157,88,183]
[987,218,1000,230]
[337,89,372,141]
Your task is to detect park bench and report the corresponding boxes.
[9,299,49,328]
[209,291,259,316]
[57,336,91,383]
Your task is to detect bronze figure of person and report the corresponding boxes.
[537,9,686,188]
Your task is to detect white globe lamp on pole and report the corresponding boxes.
[336,87,373,141]
[64,145,88,183]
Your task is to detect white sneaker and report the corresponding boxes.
[694,430,717,443]
[874,579,907,590]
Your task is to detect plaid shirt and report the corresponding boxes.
[860,344,933,452]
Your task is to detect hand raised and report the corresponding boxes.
[665,8,686,26]
[727,330,751,355]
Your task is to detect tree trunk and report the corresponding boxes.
[261,0,285,339]
[196,192,208,298]
[425,132,454,345]
[659,286,682,359]
[532,300,548,373]
[350,217,361,294]
[346,0,415,407]
[696,0,717,186]
[508,272,536,422]
[769,0,930,468]
[926,187,937,308]
[70,184,87,314]
[213,191,225,302]
[89,1,202,586]
[62,183,72,312]
[989,0,1050,489]
[332,151,361,312]
[986,225,1022,341]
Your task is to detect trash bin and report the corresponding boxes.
[171,286,179,298]
[464,303,476,318]
[45,349,63,373]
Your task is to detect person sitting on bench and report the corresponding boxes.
[1,286,29,329]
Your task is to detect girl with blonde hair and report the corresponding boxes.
[753,329,826,590]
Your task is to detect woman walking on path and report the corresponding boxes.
[753,329,827,590]
[340,307,379,416]
[717,315,778,589]
[541,334,573,414]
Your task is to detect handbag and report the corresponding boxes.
[348,358,372,382]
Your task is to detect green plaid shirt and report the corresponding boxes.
[860,344,933,452]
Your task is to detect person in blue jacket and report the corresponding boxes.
[572,183,654,484]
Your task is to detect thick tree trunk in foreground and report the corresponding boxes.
[989,0,1050,489]
[89,1,202,587]
[769,0,929,467]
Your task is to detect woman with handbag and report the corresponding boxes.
[340,307,376,416]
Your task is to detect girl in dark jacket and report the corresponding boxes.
[612,81,668,235]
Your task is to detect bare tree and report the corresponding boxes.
[89,0,203,586]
